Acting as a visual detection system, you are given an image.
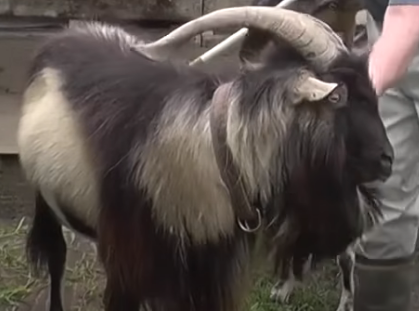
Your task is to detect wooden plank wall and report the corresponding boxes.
[0,0,253,22]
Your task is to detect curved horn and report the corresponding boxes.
[138,7,348,71]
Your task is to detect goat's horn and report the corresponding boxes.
[295,77,340,103]
[139,7,348,71]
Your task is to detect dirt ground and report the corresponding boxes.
[1,20,419,311]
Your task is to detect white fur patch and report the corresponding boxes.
[17,68,100,231]
[132,95,236,244]
[226,92,291,204]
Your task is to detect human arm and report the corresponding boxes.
[368,2,419,96]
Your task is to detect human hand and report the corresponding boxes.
[367,5,419,97]
[368,35,408,97]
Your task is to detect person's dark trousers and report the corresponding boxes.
[354,253,415,311]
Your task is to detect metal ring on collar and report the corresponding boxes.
[237,208,262,233]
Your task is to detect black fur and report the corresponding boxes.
[239,0,301,63]
[26,193,67,311]
[24,22,392,311]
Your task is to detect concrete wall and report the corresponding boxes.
[0,28,55,154]
[0,155,34,220]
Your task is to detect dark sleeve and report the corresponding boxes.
[389,0,419,4]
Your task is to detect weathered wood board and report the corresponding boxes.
[0,0,252,22]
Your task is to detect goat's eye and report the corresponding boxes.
[328,93,341,103]
[328,1,338,10]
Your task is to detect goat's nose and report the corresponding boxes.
[379,153,393,181]
[384,144,395,163]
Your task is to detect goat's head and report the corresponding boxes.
[137,6,392,258]
[218,51,391,259]
[327,57,393,185]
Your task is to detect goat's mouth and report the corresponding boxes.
[349,159,392,184]
[361,169,391,184]
[377,170,392,182]
[369,161,392,183]
[357,170,391,184]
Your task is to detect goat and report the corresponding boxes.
[17,7,393,311]
[239,2,372,311]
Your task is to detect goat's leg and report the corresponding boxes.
[98,215,142,311]
[99,245,141,311]
[336,248,355,311]
[270,254,312,303]
[26,191,67,311]
[102,278,141,311]
[270,258,296,303]
[293,254,312,281]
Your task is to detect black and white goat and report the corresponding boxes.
[17,7,393,311]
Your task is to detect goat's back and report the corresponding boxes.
[17,21,237,242]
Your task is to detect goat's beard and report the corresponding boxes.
[355,184,383,236]
[262,183,381,274]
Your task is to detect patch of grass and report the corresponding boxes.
[0,218,343,311]
[247,263,341,311]
[66,243,105,311]
[0,218,40,310]
[0,219,105,311]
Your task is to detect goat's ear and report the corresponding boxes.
[292,77,348,107]
[239,59,265,72]
[210,82,236,118]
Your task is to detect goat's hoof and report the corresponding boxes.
[336,300,353,311]
[270,284,292,303]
